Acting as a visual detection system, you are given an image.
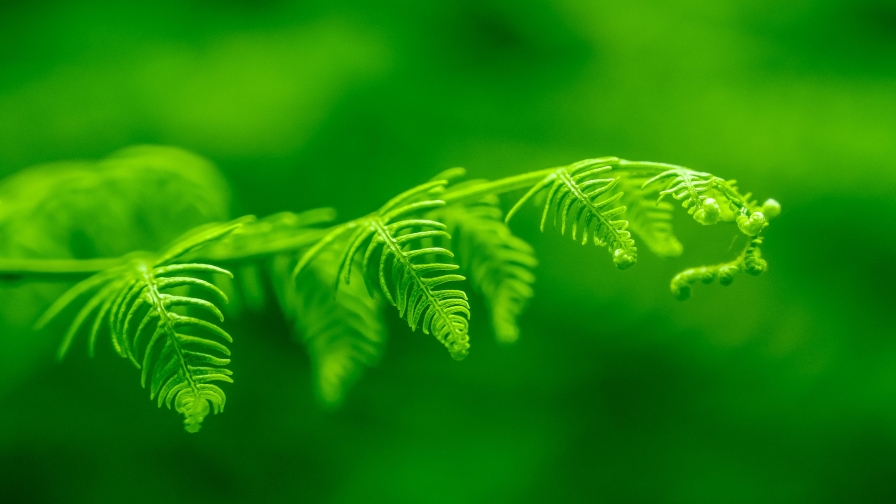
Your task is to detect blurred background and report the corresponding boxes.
[1,0,895,502]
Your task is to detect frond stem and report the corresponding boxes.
[0,230,328,277]
[204,229,329,263]
[442,158,683,205]
[441,168,556,205]
[617,160,692,173]
[0,257,131,278]
[0,158,725,277]
[140,264,198,395]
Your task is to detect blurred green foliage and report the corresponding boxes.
[1,0,895,502]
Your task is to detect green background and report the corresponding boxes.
[2,1,895,502]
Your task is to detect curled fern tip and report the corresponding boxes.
[693,197,721,225]
[613,248,637,270]
[736,212,767,236]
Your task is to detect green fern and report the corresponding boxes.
[617,176,683,259]
[279,249,385,406]
[433,192,536,344]
[0,145,230,275]
[653,178,780,300]
[294,179,471,360]
[199,208,337,262]
[34,218,249,432]
[505,158,637,270]
[9,148,780,433]
[641,165,770,233]
[199,209,338,315]
[670,236,768,300]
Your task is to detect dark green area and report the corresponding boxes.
[2,1,895,502]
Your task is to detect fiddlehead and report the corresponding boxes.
[670,236,768,300]
[641,165,770,232]
[660,187,779,300]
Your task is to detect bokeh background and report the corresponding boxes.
[2,1,895,502]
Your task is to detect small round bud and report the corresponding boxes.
[761,199,781,220]
[450,340,470,361]
[698,267,716,284]
[695,198,720,225]
[671,281,691,301]
[737,212,767,236]
[744,257,767,276]
[718,265,738,286]
[613,248,637,270]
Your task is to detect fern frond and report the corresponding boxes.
[299,179,471,360]
[617,177,683,259]
[36,218,248,432]
[434,193,536,344]
[279,250,385,407]
[642,167,724,225]
[506,158,637,270]
[641,166,768,233]
[670,236,767,300]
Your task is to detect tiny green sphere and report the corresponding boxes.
[737,212,767,236]
[695,198,721,225]
[613,249,637,270]
[761,198,782,220]
[719,265,738,286]
[672,283,691,301]
[698,267,716,284]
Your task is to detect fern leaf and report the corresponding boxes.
[434,194,536,344]
[278,250,385,407]
[641,166,768,232]
[617,177,683,259]
[507,159,637,270]
[301,179,471,360]
[36,219,247,432]
[642,167,721,225]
